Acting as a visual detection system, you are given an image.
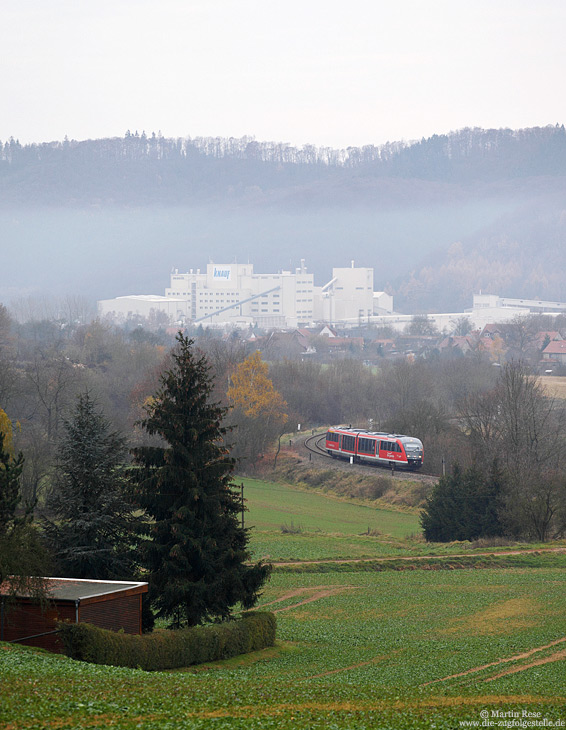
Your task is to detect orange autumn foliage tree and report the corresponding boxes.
[227,352,288,467]
[0,408,15,457]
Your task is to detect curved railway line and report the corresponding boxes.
[304,433,332,457]
[302,433,436,484]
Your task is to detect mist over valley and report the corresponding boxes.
[2,126,565,313]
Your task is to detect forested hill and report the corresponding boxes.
[2,125,566,313]
[1,125,566,207]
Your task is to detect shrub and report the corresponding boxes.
[57,611,276,671]
[280,521,303,534]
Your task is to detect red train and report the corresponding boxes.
[325,427,423,470]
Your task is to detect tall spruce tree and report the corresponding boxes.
[130,334,270,628]
[43,393,137,579]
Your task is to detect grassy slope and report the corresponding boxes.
[2,476,566,729]
[264,450,432,511]
[244,476,427,562]
[244,475,419,530]
[243,477,560,562]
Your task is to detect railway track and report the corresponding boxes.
[302,432,436,483]
[304,433,329,457]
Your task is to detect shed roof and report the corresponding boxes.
[1,577,148,602]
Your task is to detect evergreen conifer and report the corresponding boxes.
[420,462,505,542]
[43,393,136,579]
[130,334,270,628]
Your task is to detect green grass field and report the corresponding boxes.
[243,477,420,537]
[243,478,556,563]
[244,477,422,563]
[2,477,566,729]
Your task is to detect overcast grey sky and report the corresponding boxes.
[2,0,565,148]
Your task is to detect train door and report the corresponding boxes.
[341,433,356,459]
[357,436,377,462]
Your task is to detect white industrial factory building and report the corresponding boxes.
[99,261,564,331]
[98,261,394,329]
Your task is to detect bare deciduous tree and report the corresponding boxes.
[459,361,566,539]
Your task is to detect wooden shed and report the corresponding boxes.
[0,577,148,653]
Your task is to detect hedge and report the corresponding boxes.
[57,611,276,671]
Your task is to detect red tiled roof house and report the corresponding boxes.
[542,341,566,365]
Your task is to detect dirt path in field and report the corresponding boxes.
[305,653,397,679]
[185,695,564,721]
[260,585,355,613]
[11,697,566,728]
[423,637,566,686]
[269,546,566,567]
[485,649,566,681]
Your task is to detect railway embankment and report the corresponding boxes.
[241,431,437,513]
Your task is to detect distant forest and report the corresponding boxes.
[1,126,566,312]
[2,125,566,205]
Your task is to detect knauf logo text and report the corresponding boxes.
[213,268,231,280]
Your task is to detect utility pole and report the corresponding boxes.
[241,482,245,530]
